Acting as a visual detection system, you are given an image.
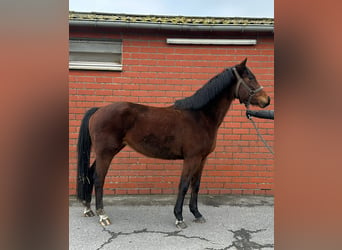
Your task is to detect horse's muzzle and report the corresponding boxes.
[259,96,271,108]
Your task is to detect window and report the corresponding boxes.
[69,38,122,71]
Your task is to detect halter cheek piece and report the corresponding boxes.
[232,67,263,108]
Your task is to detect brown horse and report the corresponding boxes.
[76,58,271,228]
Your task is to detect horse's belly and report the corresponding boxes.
[124,133,183,160]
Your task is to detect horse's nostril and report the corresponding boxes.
[260,96,271,108]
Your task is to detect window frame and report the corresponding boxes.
[69,38,123,71]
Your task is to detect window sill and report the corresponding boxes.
[69,62,122,71]
[166,38,257,45]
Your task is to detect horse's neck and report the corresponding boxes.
[202,91,234,128]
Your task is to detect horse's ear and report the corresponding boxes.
[236,58,247,72]
[240,58,247,68]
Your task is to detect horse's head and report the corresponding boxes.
[233,58,271,108]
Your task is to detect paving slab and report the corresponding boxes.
[69,195,274,250]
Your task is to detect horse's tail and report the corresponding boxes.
[76,107,99,202]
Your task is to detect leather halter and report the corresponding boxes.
[232,67,264,108]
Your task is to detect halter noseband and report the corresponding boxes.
[232,67,263,108]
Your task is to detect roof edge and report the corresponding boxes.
[69,20,273,33]
[69,12,274,33]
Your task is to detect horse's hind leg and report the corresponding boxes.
[83,161,96,217]
[94,142,125,226]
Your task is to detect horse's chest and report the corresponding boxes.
[209,136,217,153]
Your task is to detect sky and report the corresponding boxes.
[69,0,274,18]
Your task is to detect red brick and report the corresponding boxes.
[162,189,176,194]
[150,188,162,194]
[138,189,151,195]
[208,190,220,195]
[242,190,255,195]
[214,177,232,182]
[231,190,243,195]
[232,177,249,183]
[203,182,224,189]
[219,189,232,195]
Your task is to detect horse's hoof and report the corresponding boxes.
[193,216,206,223]
[99,215,111,226]
[175,220,187,229]
[84,208,95,217]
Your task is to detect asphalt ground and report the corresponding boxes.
[69,195,274,250]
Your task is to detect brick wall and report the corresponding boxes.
[69,29,274,196]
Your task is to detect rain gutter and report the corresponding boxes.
[69,20,274,33]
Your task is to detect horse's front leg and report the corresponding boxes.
[174,177,190,229]
[189,158,206,223]
[174,157,202,229]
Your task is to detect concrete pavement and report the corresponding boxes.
[69,195,274,250]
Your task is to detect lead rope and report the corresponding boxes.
[247,114,274,155]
